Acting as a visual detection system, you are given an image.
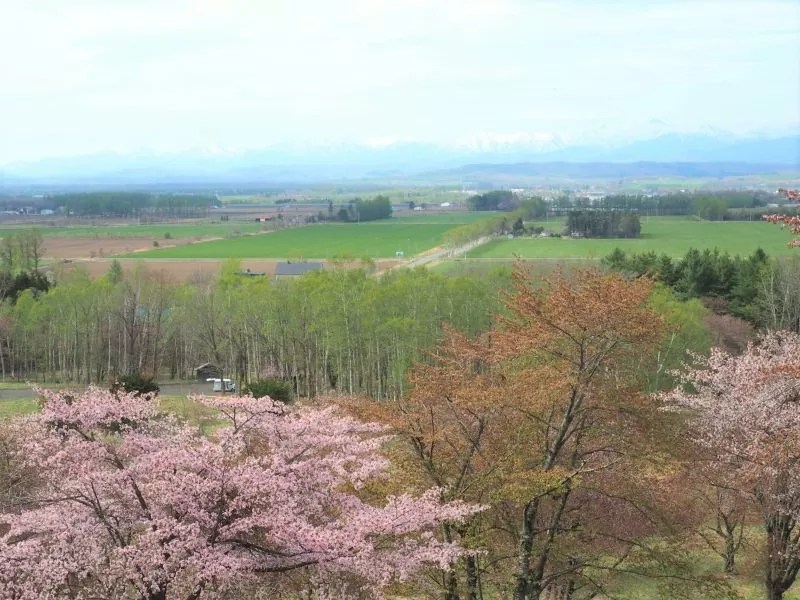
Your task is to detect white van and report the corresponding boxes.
[206,378,236,393]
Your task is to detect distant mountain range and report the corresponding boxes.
[1,132,798,189]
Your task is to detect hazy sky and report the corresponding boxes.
[1,0,799,162]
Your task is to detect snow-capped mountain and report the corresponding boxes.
[1,131,797,186]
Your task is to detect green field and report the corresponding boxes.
[388,212,496,224]
[116,217,799,261]
[0,395,222,430]
[0,398,38,418]
[0,221,262,239]
[124,223,455,259]
[468,218,798,259]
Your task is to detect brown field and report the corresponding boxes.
[30,208,440,281]
[54,257,403,282]
[43,237,163,259]
[42,235,234,281]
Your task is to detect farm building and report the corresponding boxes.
[275,262,324,278]
[194,363,221,380]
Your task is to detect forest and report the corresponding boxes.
[0,196,799,600]
[0,263,500,396]
[45,192,216,218]
[558,191,800,222]
[565,210,641,238]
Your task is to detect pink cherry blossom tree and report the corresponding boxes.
[764,189,800,247]
[663,331,800,600]
[0,389,478,600]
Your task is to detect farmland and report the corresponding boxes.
[388,212,497,224]
[124,222,457,259]
[467,217,797,259]
[0,221,262,239]
[117,216,800,263]
[7,211,797,283]
[2,220,265,262]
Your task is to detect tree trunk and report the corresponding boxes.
[442,522,460,600]
[513,499,538,600]
[465,554,480,600]
[444,570,460,600]
[146,585,167,600]
[724,531,736,574]
[766,580,785,600]
[764,512,798,600]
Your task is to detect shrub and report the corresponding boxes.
[110,373,160,397]
[243,378,293,403]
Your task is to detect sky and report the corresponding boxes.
[1,0,799,163]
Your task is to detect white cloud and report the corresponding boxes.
[0,0,798,162]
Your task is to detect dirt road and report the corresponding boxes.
[398,236,492,270]
[0,382,216,401]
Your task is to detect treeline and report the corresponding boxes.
[603,247,800,329]
[596,191,796,221]
[445,198,546,247]
[467,190,786,221]
[0,229,44,273]
[0,264,498,395]
[466,191,548,215]
[53,192,215,218]
[467,190,518,211]
[565,210,641,238]
[596,191,771,215]
[0,229,49,303]
[321,195,392,222]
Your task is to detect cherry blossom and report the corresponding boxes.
[0,388,478,600]
[764,189,800,247]
[663,331,800,600]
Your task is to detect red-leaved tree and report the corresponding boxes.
[664,331,800,600]
[0,388,478,600]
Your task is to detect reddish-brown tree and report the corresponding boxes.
[361,269,688,600]
[345,327,512,600]
[494,269,668,600]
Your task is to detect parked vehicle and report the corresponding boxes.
[206,378,236,393]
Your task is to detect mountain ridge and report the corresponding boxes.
[1,133,798,187]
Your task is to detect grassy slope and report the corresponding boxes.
[468,218,797,259]
[124,223,457,259]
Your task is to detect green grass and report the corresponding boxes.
[0,222,262,239]
[157,395,226,434]
[123,223,456,259]
[468,218,799,259]
[0,398,39,418]
[0,394,226,433]
[601,539,800,600]
[0,381,38,390]
[389,212,497,224]
[431,258,598,278]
